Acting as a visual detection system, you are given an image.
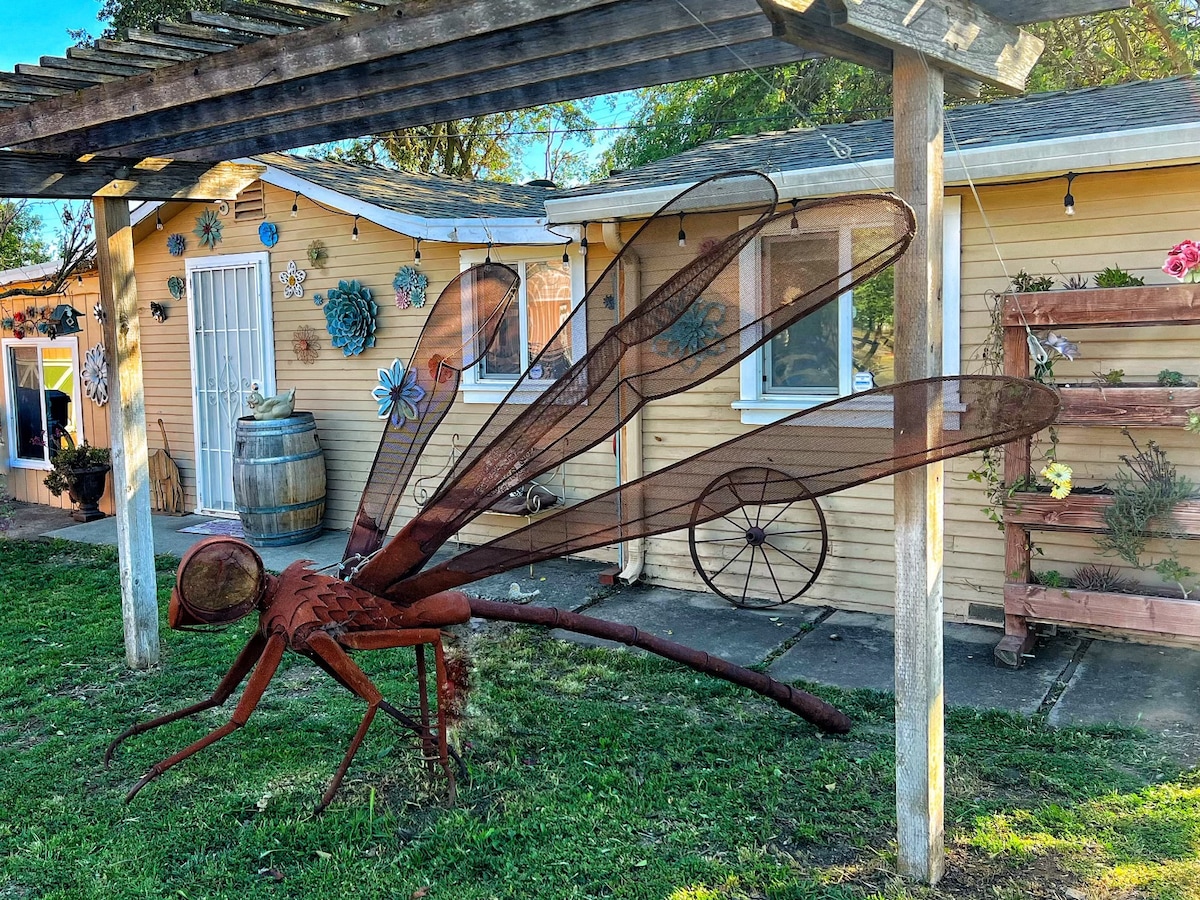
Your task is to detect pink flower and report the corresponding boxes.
[1172,240,1200,267]
[1164,252,1191,280]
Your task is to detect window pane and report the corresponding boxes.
[482,296,521,376]
[762,233,839,394]
[9,345,46,461]
[41,346,77,446]
[525,261,573,380]
[851,266,895,389]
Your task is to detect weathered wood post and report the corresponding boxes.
[94,196,159,669]
[892,49,946,885]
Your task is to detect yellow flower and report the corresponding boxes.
[1049,480,1072,500]
[1041,462,1074,499]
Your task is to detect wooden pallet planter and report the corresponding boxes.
[997,282,1200,666]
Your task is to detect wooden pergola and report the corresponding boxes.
[0,0,1130,884]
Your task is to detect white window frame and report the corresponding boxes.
[735,195,961,425]
[459,245,587,404]
[2,336,83,470]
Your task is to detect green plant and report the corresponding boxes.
[1157,369,1185,387]
[42,441,111,497]
[1070,564,1135,594]
[1093,266,1145,288]
[1009,270,1055,292]
[1095,431,1194,567]
[1094,368,1125,386]
[1154,558,1198,599]
[1032,569,1067,588]
[1060,274,1090,290]
[1187,409,1200,434]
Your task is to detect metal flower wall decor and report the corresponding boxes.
[193,209,224,250]
[167,276,185,300]
[83,343,109,407]
[292,325,320,364]
[393,265,429,309]
[323,279,377,356]
[373,358,425,427]
[258,222,279,248]
[653,296,728,370]
[307,239,328,269]
[279,260,306,299]
[166,233,187,256]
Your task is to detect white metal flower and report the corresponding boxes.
[83,343,109,407]
[279,260,307,299]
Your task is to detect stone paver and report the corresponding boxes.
[769,611,1078,714]
[554,585,824,668]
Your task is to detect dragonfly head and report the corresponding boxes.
[170,536,269,630]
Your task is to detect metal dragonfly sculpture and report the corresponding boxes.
[106,172,1058,811]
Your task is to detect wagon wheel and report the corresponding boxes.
[688,467,828,609]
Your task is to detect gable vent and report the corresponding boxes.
[233,182,266,221]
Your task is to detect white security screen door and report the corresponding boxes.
[186,252,275,514]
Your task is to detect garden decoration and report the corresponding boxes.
[167,276,185,300]
[92,302,105,324]
[106,173,1060,812]
[393,265,429,309]
[279,260,306,299]
[292,325,320,364]
[150,302,168,324]
[258,221,279,248]
[247,383,297,421]
[307,239,328,269]
[3,305,53,339]
[323,279,377,356]
[166,233,186,256]
[193,209,223,250]
[82,343,109,407]
[1163,239,1200,282]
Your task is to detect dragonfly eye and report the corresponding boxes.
[170,537,267,629]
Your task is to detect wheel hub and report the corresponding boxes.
[745,526,767,547]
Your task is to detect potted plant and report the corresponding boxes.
[44,442,112,522]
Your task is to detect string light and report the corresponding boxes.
[486,241,492,264]
[290,191,299,217]
[351,215,359,241]
[790,200,799,230]
[1063,172,1078,217]
[579,222,588,258]
[414,237,422,264]
[677,213,686,248]
[562,238,573,266]
[155,209,163,231]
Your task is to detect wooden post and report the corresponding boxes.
[93,196,159,669]
[891,49,945,885]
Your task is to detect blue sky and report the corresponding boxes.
[0,0,106,70]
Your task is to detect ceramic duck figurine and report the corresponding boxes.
[247,383,297,420]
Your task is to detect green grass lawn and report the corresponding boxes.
[0,539,1197,900]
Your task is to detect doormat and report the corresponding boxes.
[178,519,244,538]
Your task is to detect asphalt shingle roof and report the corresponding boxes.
[554,75,1200,199]
[257,152,552,219]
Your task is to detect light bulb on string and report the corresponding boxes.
[677,214,686,248]
[291,192,299,218]
[579,222,588,258]
[562,238,572,266]
[486,241,492,264]
[790,200,799,230]
[351,215,359,241]
[155,209,163,231]
[414,237,422,265]
[1063,172,1077,217]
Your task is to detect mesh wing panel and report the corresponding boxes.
[340,263,519,567]
[352,176,916,594]
[385,377,1058,600]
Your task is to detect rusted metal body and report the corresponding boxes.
[107,173,1059,810]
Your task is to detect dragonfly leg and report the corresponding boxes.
[125,633,287,803]
[106,631,269,766]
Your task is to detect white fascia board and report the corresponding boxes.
[545,121,1200,221]
[0,260,63,287]
[241,159,565,246]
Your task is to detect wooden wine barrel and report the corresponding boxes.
[232,413,326,547]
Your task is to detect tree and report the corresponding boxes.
[0,202,51,271]
[0,203,94,301]
[601,1,1198,173]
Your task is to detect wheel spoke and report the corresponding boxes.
[766,528,823,537]
[693,536,752,544]
[760,500,795,531]
[761,546,788,605]
[755,471,769,527]
[710,542,750,580]
[726,480,754,529]
[764,541,816,576]
[741,545,756,604]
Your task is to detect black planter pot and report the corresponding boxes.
[66,465,111,522]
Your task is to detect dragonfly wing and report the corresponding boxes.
[340,263,519,570]
[384,376,1058,600]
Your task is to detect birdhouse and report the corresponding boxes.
[49,304,83,338]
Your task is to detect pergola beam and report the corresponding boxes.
[980,0,1132,25]
[0,151,265,200]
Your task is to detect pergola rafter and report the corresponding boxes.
[0,0,1133,886]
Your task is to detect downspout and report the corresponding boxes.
[602,221,645,585]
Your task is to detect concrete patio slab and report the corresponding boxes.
[552,585,824,668]
[768,611,1078,714]
[1049,641,1200,742]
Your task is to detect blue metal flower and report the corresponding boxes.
[653,297,727,370]
[193,209,223,249]
[323,279,378,356]
[166,233,187,256]
[373,358,426,427]
[393,265,429,309]
[258,221,279,248]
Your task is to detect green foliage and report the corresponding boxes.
[1096,368,1126,385]
[1157,369,1185,386]
[1097,431,1194,566]
[75,0,221,41]
[1060,273,1091,290]
[0,201,51,270]
[1071,564,1136,593]
[1033,569,1068,588]
[0,540,1195,899]
[1154,557,1199,599]
[1187,409,1200,434]
[1095,266,1147,288]
[1010,270,1056,292]
[42,442,111,497]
